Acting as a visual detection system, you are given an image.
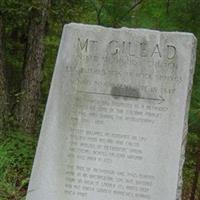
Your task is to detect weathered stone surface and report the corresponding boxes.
[26,23,197,200]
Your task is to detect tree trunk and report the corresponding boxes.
[18,0,50,133]
[166,0,170,15]
[0,15,9,133]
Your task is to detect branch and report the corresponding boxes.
[120,0,144,21]
[89,0,105,25]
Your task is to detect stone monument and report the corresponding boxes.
[26,23,197,200]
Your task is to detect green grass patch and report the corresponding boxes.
[0,131,37,200]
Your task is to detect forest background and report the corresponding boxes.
[0,0,199,199]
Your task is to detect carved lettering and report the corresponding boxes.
[77,38,177,60]
[151,44,162,57]
[122,41,126,54]
[109,40,119,55]
[140,42,148,57]
[167,45,176,59]
[78,38,89,52]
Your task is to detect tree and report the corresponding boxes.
[18,0,51,133]
[166,0,170,15]
[86,0,144,27]
[0,14,9,133]
[88,0,106,25]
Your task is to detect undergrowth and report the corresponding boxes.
[0,131,37,200]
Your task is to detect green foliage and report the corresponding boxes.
[134,0,176,30]
[190,81,200,133]
[0,0,200,198]
[172,0,200,35]
[0,131,37,200]
[84,0,141,27]
[183,132,200,198]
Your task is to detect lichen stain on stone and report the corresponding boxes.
[111,85,140,100]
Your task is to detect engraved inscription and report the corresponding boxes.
[78,38,177,60]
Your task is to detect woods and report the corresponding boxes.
[0,0,200,199]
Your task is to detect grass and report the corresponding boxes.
[0,130,37,200]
